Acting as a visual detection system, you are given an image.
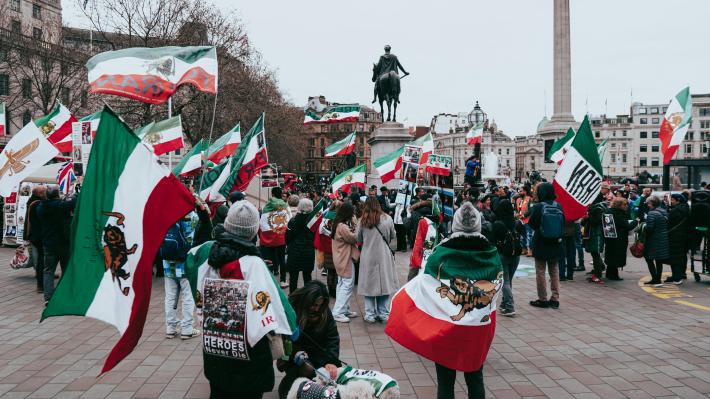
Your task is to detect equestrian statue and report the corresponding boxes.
[372,45,409,122]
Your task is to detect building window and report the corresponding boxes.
[11,19,21,34]
[611,143,616,148]
[640,145,647,152]
[612,131,616,137]
[32,27,42,40]
[651,157,660,167]
[0,74,9,95]
[498,149,501,155]
[320,138,325,147]
[640,157,647,167]
[685,144,693,154]
[309,138,315,146]
[320,148,325,157]
[33,4,42,19]
[699,108,710,117]
[622,131,627,137]
[174,149,180,156]
[686,131,694,140]
[703,143,708,154]
[651,107,658,114]
[652,118,659,124]
[640,131,647,138]
[595,131,600,138]
[651,131,659,138]
[701,121,710,129]
[640,118,648,124]
[0,49,7,62]
[10,0,20,11]
[651,144,659,152]
[308,149,314,158]
[22,79,32,98]
[22,110,32,125]
[622,143,627,149]
[622,154,627,163]
[639,107,647,114]
[622,168,627,172]
[611,154,616,163]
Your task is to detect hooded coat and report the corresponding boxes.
[285,213,316,272]
[527,182,561,261]
[644,207,669,261]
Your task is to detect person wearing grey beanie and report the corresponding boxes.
[452,202,482,234]
[223,200,260,243]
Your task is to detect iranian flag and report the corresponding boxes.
[304,104,360,124]
[306,199,326,232]
[552,116,604,222]
[324,131,356,157]
[258,197,291,247]
[466,122,484,145]
[80,111,102,138]
[40,107,194,374]
[206,123,241,163]
[87,46,218,105]
[385,233,503,372]
[198,157,229,202]
[0,102,6,136]
[660,86,692,165]
[331,164,366,194]
[173,139,206,177]
[135,115,184,156]
[373,147,404,184]
[215,113,268,197]
[411,133,434,165]
[549,128,575,165]
[35,102,78,153]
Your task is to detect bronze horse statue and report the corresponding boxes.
[372,64,401,123]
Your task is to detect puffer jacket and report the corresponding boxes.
[285,213,316,271]
[644,207,669,261]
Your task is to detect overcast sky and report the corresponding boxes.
[63,0,710,136]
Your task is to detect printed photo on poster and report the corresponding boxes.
[602,213,618,238]
[73,162,84,177]
[82,122,93,144]
[202,278,250,360]
[403,145,421,164]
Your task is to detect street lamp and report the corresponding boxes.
[468,101,487,188]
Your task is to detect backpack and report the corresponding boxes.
[539,201,564,240]
[161,222,190,261]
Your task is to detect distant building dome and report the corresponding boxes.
[536,116,549,131]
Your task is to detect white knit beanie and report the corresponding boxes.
[297,198,314,214]
[452,202,481,234]
[223,200,259,241]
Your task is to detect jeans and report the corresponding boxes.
[261,245,286,282]
[394,223,408,251]
[30,243,44,289]
[43,246,69,302]
[332,275,355,317]
[499,254,520,311]
[289,269,312,293]
[435,363,484,399]
[645,257,663,283]
[534,258,560,301]
[520,223,529,249]
[559,236,576,279]
[164,278,195,335]
[591,252,605,278]
[525,224,534,250]
[364,295,390,320]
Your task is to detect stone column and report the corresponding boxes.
[552,0,574,123]
[367,122,412,189]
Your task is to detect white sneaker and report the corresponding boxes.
[279,281,288,289]
[181,329,200,340]
[364,317,377,324]
[346,311,359,318]
[333,314,350,323]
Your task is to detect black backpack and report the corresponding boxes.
[160,222,190,261]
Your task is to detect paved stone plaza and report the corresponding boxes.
[1,247,709,399]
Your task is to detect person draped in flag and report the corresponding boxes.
[285,198,316,292]
[258,186,291,289]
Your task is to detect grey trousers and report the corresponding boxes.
[499,254,520,311]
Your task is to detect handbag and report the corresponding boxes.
[629,230,645,258]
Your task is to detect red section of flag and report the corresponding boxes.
[379,158,402,184]
[659,118,678,165]
[152,136,184,156]
[552,179,589,222]
[232,148,269,193]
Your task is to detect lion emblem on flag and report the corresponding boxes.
[145,56,175,78]
[267,210,288,234]
[144,131,163,145]
[435,271,503,322]
[668,112,684,130]
[101,212,138,296]
[344,174,353,183]
[251,291,271,315]
[40,121,56,136]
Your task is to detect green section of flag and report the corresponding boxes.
[423,238,501,283]
[172,139,206,176]
[34,103,62,127]
[548,128,575,159]
[134,115,182,139]
[218,113,265,197]
[572,116,603,175]
[373,146,404,168]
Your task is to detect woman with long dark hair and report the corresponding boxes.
[277,281,340,398]
[357,197,398,323]
[330,202,360,323]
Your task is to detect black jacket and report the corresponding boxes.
[202,225,275,395]
[291,314,341,369]
[192,206,213,247]
[528,182,561,261]
[285,213,315,271]
[668,202,691,264]
[37,197,76,250]
[24,196,43,245]
[603,207,637,268]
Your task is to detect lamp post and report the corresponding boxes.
[468,101,487,188]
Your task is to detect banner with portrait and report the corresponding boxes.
[71,121,92,177]
[202,278,250,360]
[402,145,422,184]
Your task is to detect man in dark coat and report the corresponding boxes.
[37,187,76,303]
[666,193,690,284]
[25,186,47,292]
[527,182,562,309]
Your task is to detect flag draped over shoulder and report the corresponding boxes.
[552,116,603,222]
[259,197,290,246]
[324,131,356,157]
[135,115,184,156]
[40,107,194,374]
[185,242,297,345]
[373,147,403,184]
[0,122,59,196]
[331,164,366,194]
[660,86,692,165]
[385,235,503,372]
[87,46,218,104]
[548,128,575,165]
[35,102,77,153]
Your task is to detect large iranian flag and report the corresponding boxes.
[411,133,434,164]
[0,102,6,136]
[373,146,404,184]
[258,197,290,246]
[331,164,366,194]
[35,102,78,153]
[41,107,194,374]
[135,115,184,155]
[304,104,360,124]
[206,123,241,163]
[466,122,484,146]
[552,116,603,222]
[87,46,218,104]
[548,128,575,165]
[214,113,268,197]
[324,131,356,157]
[385,233,503,372]
[173,139,206,177]
[660,86,692,165]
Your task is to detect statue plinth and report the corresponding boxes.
[367,122,412,189]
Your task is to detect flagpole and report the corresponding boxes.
[197,91,219,194]
[168,97,172,170]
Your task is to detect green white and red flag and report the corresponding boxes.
[466,122,484,145]
[197,157,229,202]
[214,113,268,197]
[306,199,326,232]
[206,123,241,163]
[258,197,291,247]
[324,131,356,157]
[87,46,218,105]
[80,111,102,138]
[552,116,604,221]
[410,133,434,165]
[35,102,78,153]
[596,139,608,163]
[135,115,184,156]
[331,164,366,194]
[660,86,692,165]
[173,139,206,177]
[385,233,503,372]
[304,104,360,124]
[40,107,194,374]
[0,121,59,196]
[549,128,575,165]
[373,146,404,184]
[0,102,6,136]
